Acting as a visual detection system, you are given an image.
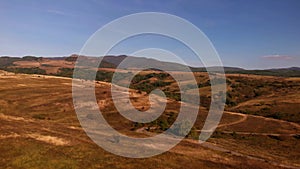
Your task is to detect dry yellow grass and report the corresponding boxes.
[0,71,299,168]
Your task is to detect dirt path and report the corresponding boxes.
[135,126,299,169]
[218,111,248,128]
[217,111,300,131]
[186,140,300,169]
[1,112,299,168]
[135,110,300,169]
[220,131,299,137]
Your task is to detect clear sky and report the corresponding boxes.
[0,0,299,69]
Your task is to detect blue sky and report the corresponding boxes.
[0,0,299,69]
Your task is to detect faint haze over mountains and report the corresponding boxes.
[1,55,300,77]
[0,0,299,69]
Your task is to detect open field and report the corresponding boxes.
[0,70,299,168]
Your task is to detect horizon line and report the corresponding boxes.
[1,54,299,70]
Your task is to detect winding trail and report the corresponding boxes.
[218,111,248,128]
[216,111,300,137]
[135,126,300,169]
[1,108,300,168]
[135,110,300,169]
[220,131,299,137]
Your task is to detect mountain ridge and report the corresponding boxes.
[0,55,299,77]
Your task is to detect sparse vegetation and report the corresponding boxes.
[5,67,46,75]
[0,56,300,168]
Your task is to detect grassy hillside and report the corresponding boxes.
[1,55,300,77]
[1,56,300,168]
[0,71,299,168]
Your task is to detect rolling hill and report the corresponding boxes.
[1,55,300,77]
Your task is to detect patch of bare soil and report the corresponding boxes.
[26,133,69,146]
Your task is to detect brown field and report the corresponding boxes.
[0,70,299,168]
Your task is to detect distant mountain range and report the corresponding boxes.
[1,55,299,77]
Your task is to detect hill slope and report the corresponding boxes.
[1,55,300,77]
